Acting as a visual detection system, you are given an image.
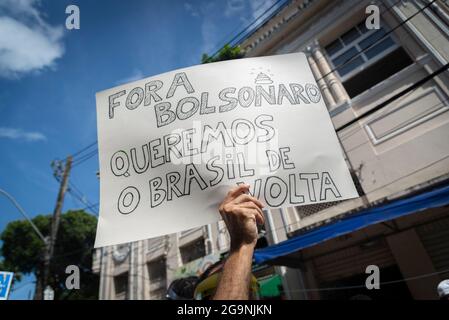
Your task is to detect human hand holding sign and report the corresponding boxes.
[218,184,265,250]
[214,184,265,300]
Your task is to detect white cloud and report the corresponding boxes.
[0,127,47,142]
[184,2,199,17]
[199,0,281,57]
[248,0,281,24]
[201,13,219,54]
[224,0,245,17]
[115,69,144,86]
[0,0,64,78]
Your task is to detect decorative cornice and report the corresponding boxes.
[242,0,317,52]
[242,0,317,54]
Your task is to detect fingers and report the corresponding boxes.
[219,184,265,226]
[239,202,265,225]
[234,205,265,226]
[253,208,265,225]
[225,184,250,201]
[242,208,264,226]
[233,193,264,209]
[221,203,264,224]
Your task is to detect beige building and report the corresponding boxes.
[93,0,449,299]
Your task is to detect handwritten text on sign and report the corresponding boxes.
[94,53,358,247]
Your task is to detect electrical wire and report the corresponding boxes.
[314,0,437,83]
[282,267,449,293]
[48,0,449,289]
[56,0,436,168]
[71,141,97,159]
[207,0,289,60]
[340,97,449,154]
[71,149,98,168]
[50,2,289,165]
[337,62,449,132]
[73,152,449,268]
[58,0,439,170]
[67,181,99,215]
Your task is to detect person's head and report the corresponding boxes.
[437,279,449,300]
[166,276,198,300]
[193,259,260,300]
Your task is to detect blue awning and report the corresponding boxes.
[253,183,449,265]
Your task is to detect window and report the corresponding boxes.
[148,257,167,299]
[148,257,167,283]
[114,272,128,299]
[180,237,206,264]
[325,21,412,98]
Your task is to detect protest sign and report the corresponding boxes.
[94,52,358,247]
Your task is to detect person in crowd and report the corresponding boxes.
[212,184,264,300]
[166,184,264,300]
[437,279,449,300]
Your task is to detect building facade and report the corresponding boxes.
[93,0,449,299]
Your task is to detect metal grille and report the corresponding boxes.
[417,217,449,273]
[295,201,342,219]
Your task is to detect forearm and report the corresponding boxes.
[213,244,254,300]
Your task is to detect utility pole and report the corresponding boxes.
[37,155,72,300]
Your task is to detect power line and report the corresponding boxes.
[339,96,449,154]
[52,162,449,284]
[64,60,449,227]
[314,0,436,83]
[68,191,98,216]
[62,123,449,267]
[336,61,449,132]
[71,141,97,159]
[72,149,98,168]
[54,0,447,276]
[62,0,436,170]
[69,190,98,216]
[61,62,449,273]
[207,0,288,60]
[283,267,449,293]
[80,202,100,213]
[67,181,99,215]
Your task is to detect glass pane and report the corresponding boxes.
[325,39,343,56]
[332,47,364,77]
[358,28,387,50]
[333,47,359,65]
[341,27,360,45]
[365,37,395,59]
[338,57,365,76]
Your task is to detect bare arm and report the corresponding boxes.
[213,243,254,300]
[213,184,265,300]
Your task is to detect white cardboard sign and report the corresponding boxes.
[94,53,358,247]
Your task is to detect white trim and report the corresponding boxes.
[390,3,448,67]
[278,0,371,54]
[146,239,165,254]
[337,44,399,82]
[364,86,449,144]
[349,58,423,109]
[418,0,449,37]
[325,22,400,82]
[180,226,203,237]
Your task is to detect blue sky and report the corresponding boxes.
[0,0,283,300]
